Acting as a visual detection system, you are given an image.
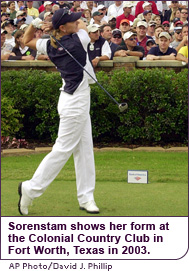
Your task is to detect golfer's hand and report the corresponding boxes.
[41,22,53,32]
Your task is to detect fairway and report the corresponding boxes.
[1,151,188,216]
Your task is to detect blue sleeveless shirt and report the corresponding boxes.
[47,33,87,95]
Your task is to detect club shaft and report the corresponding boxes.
[51,35,119,106]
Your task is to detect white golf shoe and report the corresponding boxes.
[18,182,33,215]
[80,200,99,214]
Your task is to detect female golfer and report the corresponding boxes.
[18,8,99,215]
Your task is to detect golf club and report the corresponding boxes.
[51,35,128,112]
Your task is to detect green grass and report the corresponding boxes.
[1,151,188,217]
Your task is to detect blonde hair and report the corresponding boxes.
[50,29,62,48]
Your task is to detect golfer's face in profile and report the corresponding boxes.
[62,20,80,34]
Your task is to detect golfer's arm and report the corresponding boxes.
[23,24,38,50]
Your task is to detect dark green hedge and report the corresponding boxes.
[1,70,60,141]
[1,68,188,145]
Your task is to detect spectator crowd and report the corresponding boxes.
[1,1,188,64]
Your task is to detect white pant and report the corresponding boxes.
[23,82,95,205]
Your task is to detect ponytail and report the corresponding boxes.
[50,29,62,48]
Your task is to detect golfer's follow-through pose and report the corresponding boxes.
[18,8,100,215]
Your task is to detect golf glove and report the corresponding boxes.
[31,18,43,29]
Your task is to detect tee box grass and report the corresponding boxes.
[1,150,188,216]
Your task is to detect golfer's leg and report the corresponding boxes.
[23,115,81,199]
[22,87,90,201]
[73,113,96,205]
